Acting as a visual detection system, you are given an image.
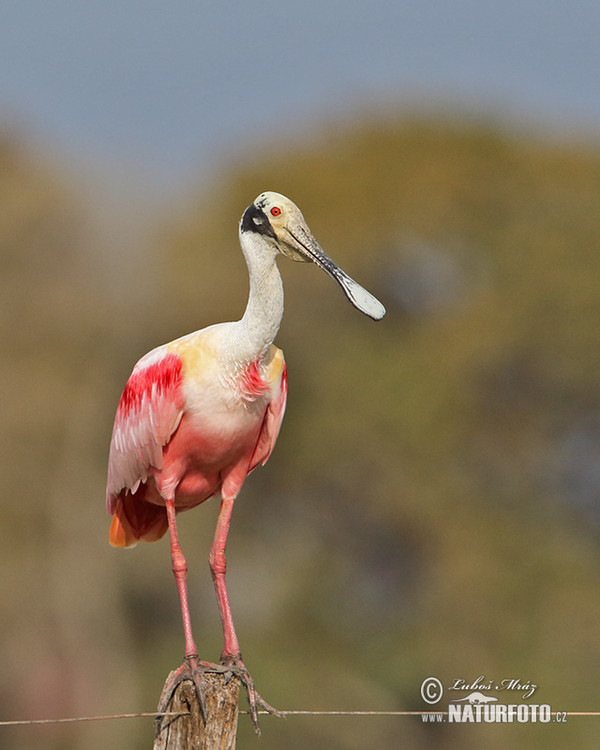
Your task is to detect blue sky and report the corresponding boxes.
[2,1,600,189]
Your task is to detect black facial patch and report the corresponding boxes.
[240,203,277,239]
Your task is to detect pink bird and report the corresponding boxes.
[106,192,385,727]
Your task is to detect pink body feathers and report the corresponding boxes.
[106,328,287,548]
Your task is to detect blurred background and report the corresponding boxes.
[2,1,600,748]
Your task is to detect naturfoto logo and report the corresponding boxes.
[419,676,568,725]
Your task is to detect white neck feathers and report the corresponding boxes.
[223,231,284,364]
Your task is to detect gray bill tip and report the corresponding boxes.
[337,272,386,320]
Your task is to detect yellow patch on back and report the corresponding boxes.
[167,332,218,383]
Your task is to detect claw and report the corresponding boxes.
[155,655,207,733]
[155,655,282,736]
[201,655,283,735]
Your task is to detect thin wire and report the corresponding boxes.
[250,710,440,716]
[561,712,600,717]
[0,712,188,727]
[250,710,600,717]
[2,709,600,726]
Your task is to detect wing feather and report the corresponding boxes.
[106,350,185,511]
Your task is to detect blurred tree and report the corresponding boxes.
[0,133,143,750]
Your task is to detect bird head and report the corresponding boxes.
[241,191,386,320]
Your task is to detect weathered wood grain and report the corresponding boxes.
[153,671,239,750]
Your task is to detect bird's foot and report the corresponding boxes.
[155,654,207,730]
[201,654,283,735]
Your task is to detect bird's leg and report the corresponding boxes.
[166,498,198,659]
[206,493,282,733]
[209,494,240,659]
[156,499,206,721]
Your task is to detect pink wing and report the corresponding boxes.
[248,364,288,472]
[106,351,185,512]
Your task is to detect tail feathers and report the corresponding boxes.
[109,493,169,548]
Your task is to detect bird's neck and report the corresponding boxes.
[226,232,284,364]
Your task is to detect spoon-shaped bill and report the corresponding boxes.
[284,224,386,320]
[328,266,386,320]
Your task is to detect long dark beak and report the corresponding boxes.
[282,223,386,321]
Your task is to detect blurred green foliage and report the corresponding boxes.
[2,114,600,749]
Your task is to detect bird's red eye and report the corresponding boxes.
[270,206,281,216]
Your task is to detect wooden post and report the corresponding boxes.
[154,671,240,750]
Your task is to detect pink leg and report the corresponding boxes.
[207,492,282,733]
[157,499,206,721]
[165,498,198,659]
[208,494,241,661]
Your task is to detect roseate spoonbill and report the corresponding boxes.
[106,191,385,728]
